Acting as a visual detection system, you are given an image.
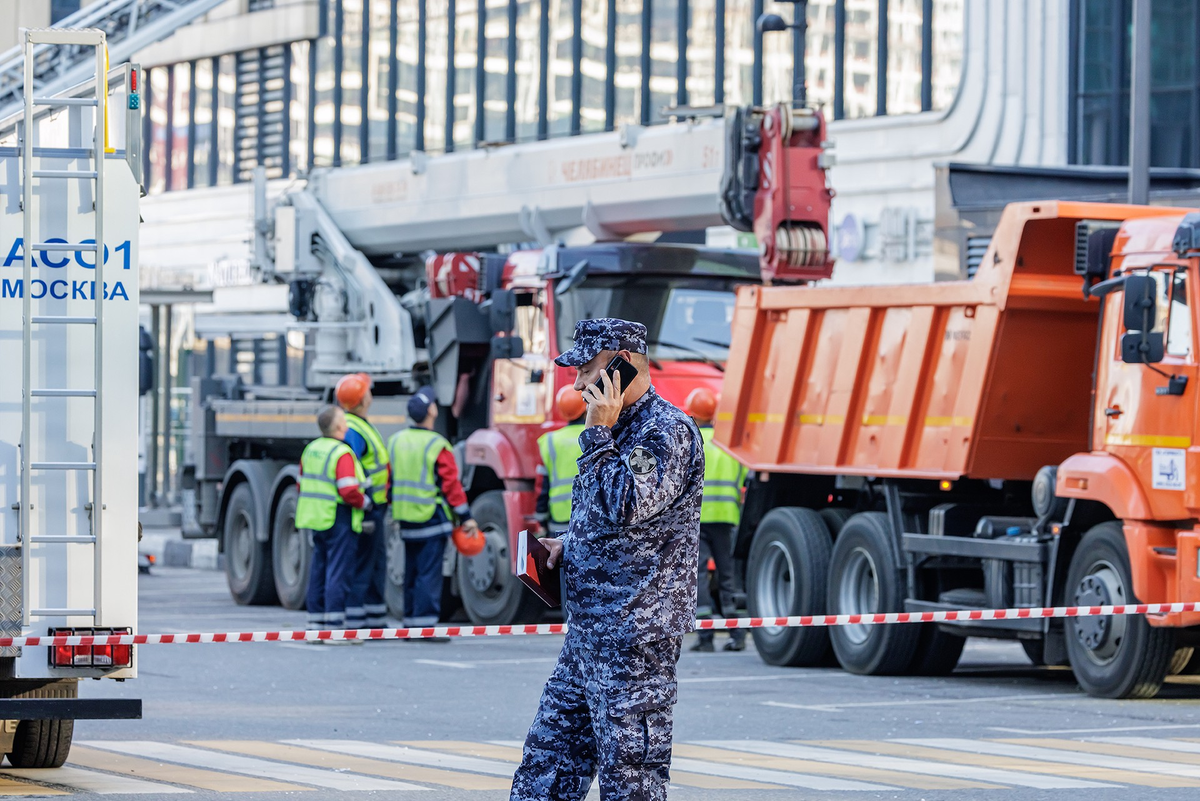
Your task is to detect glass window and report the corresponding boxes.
[687,0,717,108]
[886,0,923,114]
[147,67,168,194]
[426,0,450,150]
[341,0,366,164]
[261,45,288,179]
[843,0,879,118]
[453,4,480,149]
[723,0,756,106]
[193,59,214,188]
[931,0,964,111]
[290,41,311,174]
[313,2,337,166]
[397,2,420,155]
[547,0,573,136]
[514,0,542,141]
[1168,272,1192,358]
[216,55,237,184]
[482,0,509,143]
[580,0,608,133]
[649,0,679,121]
[761,1,793,106]
[366,2,391,161]
[762,1,838,109]
[171,63,191,191]
[515,290,549,354]
[613,0,642,127]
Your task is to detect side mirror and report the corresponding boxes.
[487,289,517,334]
[554,259,589,297]
[1121,331,1165,364]
[491,334,525,360]
[138,326,155,396]
[1122,273,1158,332]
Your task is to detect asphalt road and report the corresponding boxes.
[13,565,1200,800]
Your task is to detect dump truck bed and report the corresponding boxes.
[714,201,1184,481]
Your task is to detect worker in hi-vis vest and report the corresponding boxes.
[387,386,477,628]
[535,387,587,533]
[687,388,749,652]
[296,405,371,640]
[336,372,391,629]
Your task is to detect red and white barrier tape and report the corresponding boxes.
[3,602,1199,647]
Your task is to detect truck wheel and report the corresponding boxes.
[270,485,310,610]
[1168,646,1195,675]
[907,625,966,675]
[385,524,405,621]
[819,507,854,535]
[1021,639,1045,666]
[7,719,73,768]
[1065,521,1174,698]
[224,484,278,606]
[458,491,542,625]
[827,512,920,675]
[746,508,832,666]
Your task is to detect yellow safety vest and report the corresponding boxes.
[388,427,453,523]
[537,424,586,525]
[700,426,747,525]
[345,412,390,505]
[295,437,366,533]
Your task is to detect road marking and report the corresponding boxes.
[1093,737,1200,755]
[680,675,795,684]
[79,741,422,792]
[670,755,895,792]
[1004,739,1200,771]
[673,743,996,790]
[0,766,183,795]
[699,740,1111,790]
[188,740,510,791]
[822,739,1200,789]
[898,738,1200,780]
[288,740,518,777]
[989,723,1200,735]
[405,741,788,791]
[68,746,309,793]
[762,693,1054,712]
[0,774,68,795]
[412,659,476,669]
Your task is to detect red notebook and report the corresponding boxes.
[515,529,561,608]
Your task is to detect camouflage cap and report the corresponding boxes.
[554,318,648,367]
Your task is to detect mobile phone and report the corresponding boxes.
[592,355,638,395]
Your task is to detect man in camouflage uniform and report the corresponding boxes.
[510,318,704,801]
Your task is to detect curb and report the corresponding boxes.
[141,532,222,571]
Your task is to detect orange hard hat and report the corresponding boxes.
[335,373,371,408]
[452,525,486,557]
[686,387,718,421]
[556,386,586,421]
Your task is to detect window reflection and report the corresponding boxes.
[147,67,168,194]
[482,0,508,143]
[290,41,311,173]
[171,63,190,190]
[887,0,924,114]
[580,0,607,133]
[515,0,541,141]
[687,0,717,108]
[723,0,755,106]
[341,0,365,164]
[613,0,642,127]
[843,0,879,118]
[649,0,679,121]
[193,59,214,188]
[547,0,573,136]
[313,2,337,166]
[367,0,391,161]
[426,0,449,150]
[453,4,479,149]
[932,0,964,111]
[216,54,237,184]
[397,1,420,155]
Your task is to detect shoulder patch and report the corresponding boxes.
[628,447,658,476]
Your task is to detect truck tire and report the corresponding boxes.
[385,524,405,621]
[827,512,920,675]
[7,719,73,768]
[819,507,854,535]
[746,508,832,666]
[906,624,966,675]
[270,485,310,610]
[1064,521,1174,699]
[224,484,278,606]
[1168,646,1195,676]
[458,491,543,626]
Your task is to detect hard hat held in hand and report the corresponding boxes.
[335,373,372,408]
[686,387,718,421]
[452,525,486,557]
[555,386,586,421]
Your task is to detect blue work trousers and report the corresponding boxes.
[349,505,389,628]
[402,534,447,627]
[306,506,358,629]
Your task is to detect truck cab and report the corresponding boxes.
[428,242,760,624]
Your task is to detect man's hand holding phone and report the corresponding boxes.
[584,365,623,429]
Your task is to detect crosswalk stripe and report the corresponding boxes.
[68,746,310,793]
[403,741,788,791]
[700,740,1111,790]
[898,738,1200,781]
[822,739,1200,789]
[77,741,422,792]
[188,741,510,791]
[674,743,997,790]
[1006,738,1200,770]
[669,754,894,792]
[287,740,517,777]
[0,774,67,796]
[0,766,183,795]
[1093,737,1200,756]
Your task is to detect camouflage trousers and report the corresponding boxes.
[510,633,683,800]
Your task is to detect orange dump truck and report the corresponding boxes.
[715,200,1200,698]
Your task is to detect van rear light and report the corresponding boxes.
[49,629,133,669]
